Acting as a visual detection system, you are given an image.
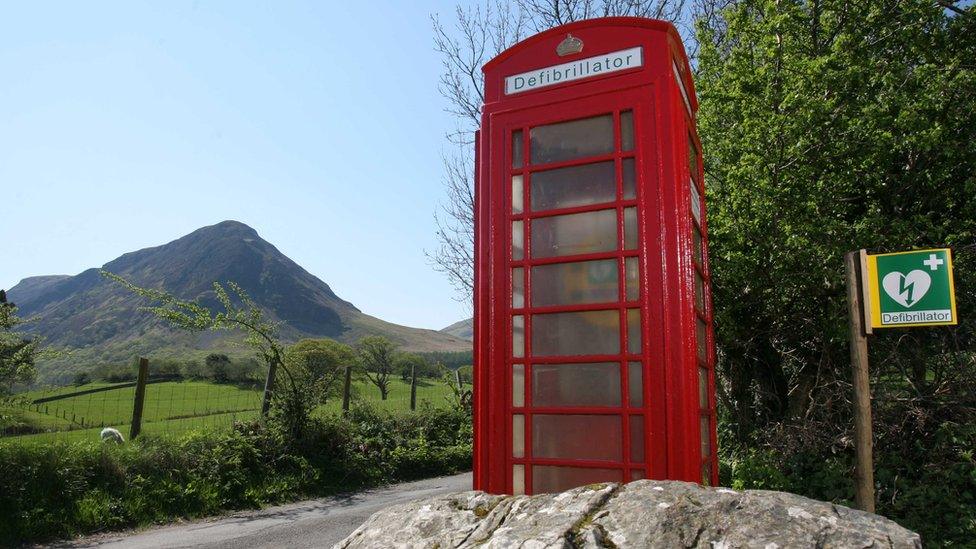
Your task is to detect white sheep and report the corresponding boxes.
[100,427,125,444]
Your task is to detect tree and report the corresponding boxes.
[275,338,356,436]
[396,352,441,382]
[0,290,40,395]
[205,353,232,383]
[284,338,355,402]
[72,371,91,386]
[697,0,975,439]
[357,336,398,400]
[429,0,691,301]
[696,1,975,541]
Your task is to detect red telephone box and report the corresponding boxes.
[473,17,717,495]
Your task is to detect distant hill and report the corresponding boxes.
[440,318,473,341]
[8,221,468,381]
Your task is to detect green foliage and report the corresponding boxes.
[275,339,356,438]
[417,350,472,371]
[396,352,440,382]
[205,353,231,383]
[181,356,263,383]
[0,290,40,395]
[698,2,976,543]
[698,0,976,437]
[284,339,355,388]
[357,336,398,400]
[89,362,137,383]
[721,420,976,545]
[0,405,472,545]
[454,364,473,383]
[72,372,91,386]
[442,368,472,413]
[341,404,472,482]
[0,290,62,432]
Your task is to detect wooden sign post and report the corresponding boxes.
[844,247,958,513]
[844,250,875,513]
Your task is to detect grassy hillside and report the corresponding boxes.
[440,318,473,340]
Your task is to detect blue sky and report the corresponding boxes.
[0,0,470,330]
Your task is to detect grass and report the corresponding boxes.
[321,377,455,414]
[1,376,455,445]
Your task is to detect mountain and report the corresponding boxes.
[440,318,473,341]
[6,275,70,304]
[8,221,469,380]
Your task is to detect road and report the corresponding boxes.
[55,472,472,549]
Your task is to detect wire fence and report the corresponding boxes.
[0,360,466,445]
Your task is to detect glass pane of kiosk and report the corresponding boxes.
[513,364,525,407]
[620,111,634,151]
[532,209,617,258]
[532,310,619,356]
[531,161,616,211]
[533,415,622,461]
[530,114,614,164]
[628,361,643,406]
[531,259,618,307]
[533,362,621,407]
[512,112,646,493]
[622,158,637,200]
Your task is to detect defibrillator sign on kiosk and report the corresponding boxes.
[473,18,717,495]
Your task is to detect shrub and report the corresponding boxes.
[0,404,472,545]
[720,419,976,546]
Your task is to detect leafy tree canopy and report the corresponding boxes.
[284,338,356,384]
[698,0,976,437]
[696,1,975,541]
[357,335,398,400]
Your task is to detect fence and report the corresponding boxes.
[0,358,466,445]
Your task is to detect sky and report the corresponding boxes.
[0,0,471,330]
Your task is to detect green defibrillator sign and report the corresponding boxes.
[864,248,958,329]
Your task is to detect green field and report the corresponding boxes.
[1,377,455,445]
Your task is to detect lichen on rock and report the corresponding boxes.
[334,480,921,548]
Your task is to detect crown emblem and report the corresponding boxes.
[556,34,584,56]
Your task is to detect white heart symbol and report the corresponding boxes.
[882,270,931,308]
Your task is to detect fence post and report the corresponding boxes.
[342,365,353,415]
[130,357,149,440]
[455,369,462,390]
[410,364,417,411]
[260,359,278,417]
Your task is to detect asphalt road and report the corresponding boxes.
[55,472,472,549]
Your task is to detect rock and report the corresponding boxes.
[334,480,922,549]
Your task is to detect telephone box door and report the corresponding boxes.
[487,89,668,495]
